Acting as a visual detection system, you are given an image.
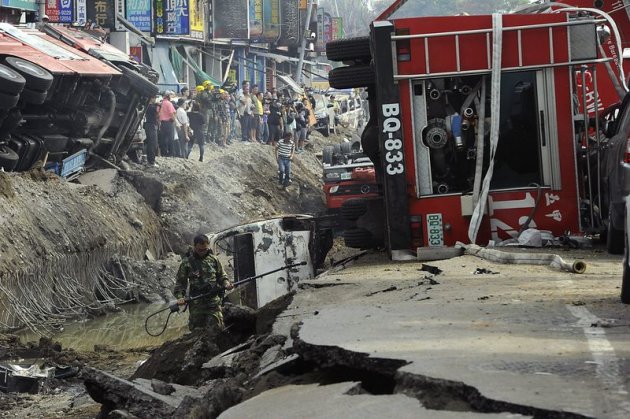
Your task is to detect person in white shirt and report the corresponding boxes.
[175,98,189,158]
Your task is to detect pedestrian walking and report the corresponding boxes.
[174,234,234,333]
[276,132,295,188]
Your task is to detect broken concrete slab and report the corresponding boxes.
[83,367,202,418]
[218,382,524,419]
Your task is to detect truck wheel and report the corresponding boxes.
[607,208,625,254]
[4,57,53,92]
[0,91,20,109]
[0,64,25,95]
[340,198,368,221]
[623,232,630,304]
[329,65,375,89]
[326,37,371,62]
[333,143,342,155]
[0,145,19,171]
[344,227,374,249]
[340,141,352,155]
[121,66,159,98]
[19,88,48,105]
[323,146,334,164]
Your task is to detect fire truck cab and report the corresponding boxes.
[328,0,630,259]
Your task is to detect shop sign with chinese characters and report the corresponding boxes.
[126,0,152,32]
[154,0,189,36]
[87,0,115,29]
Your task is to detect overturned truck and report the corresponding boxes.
[328,0,630,259]
[0,23,158,172]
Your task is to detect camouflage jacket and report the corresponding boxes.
[174,252,229,309]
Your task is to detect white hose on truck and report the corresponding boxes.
[456,242,587,274]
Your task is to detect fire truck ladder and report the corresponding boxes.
[390,18,611,79]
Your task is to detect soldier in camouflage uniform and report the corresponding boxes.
[174,234,233,332]
[209,85,223,144]
[197,81,213,144]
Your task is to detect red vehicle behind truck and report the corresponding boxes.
[327,0,630,259]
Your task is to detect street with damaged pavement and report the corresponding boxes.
[84,247,629,418]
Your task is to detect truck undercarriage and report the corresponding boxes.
[0,23,158,173]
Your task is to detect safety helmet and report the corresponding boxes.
[202,80,212,87]
[195,85,205,92]
[219,89,226,94]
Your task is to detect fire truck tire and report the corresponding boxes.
[607,208,625,254]
[0,91,20,109]
[19,88,48,105]
[329,65,375,89]
[340,141,352,155]
[326,37,371,62]
[323,146,334,165]
[340,198,369,221]
[0,145,19,171]
[344,228,374,249]
[0,64,26,95]
[4,57,53,92]
[121,66,159,98]
[622,233,630,304]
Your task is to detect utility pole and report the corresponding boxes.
[296,0,314,85]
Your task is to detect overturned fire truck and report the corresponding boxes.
[328,0,630,259]
[0,23,158,173]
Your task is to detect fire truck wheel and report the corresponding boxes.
[0,91,20,110]
[329,65,375,89]
[121,66,159,98]
[340,198,369,221]
[340,141,352,155]
[0,145,19,171]
[607,208,625,254]
[4,57,53,92]
[333,143,342,155]
[323,146,334,165]
[326,37,371,62]
[0,64,26,96]
[19,88,48,105]
[344,228,374,249]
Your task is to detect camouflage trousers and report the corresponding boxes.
[188,306,224,333]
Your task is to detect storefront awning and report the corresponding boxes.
[277,74,304,95]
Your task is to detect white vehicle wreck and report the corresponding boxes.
[209,215,333,309]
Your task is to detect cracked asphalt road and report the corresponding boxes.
[221,249,630,419]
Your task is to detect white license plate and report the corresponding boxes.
[426,213,444,247]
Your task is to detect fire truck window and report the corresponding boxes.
[491,71,542,189]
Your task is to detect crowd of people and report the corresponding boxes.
[141,80,320,188]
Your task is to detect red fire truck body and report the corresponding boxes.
[328,1,629,258]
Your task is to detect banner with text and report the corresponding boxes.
[126,0,152,32]
[87,0,115,29]
[154,0,189,36]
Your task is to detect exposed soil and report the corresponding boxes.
[0,127,357,417]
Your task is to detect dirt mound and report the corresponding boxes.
[134,140,327,254]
